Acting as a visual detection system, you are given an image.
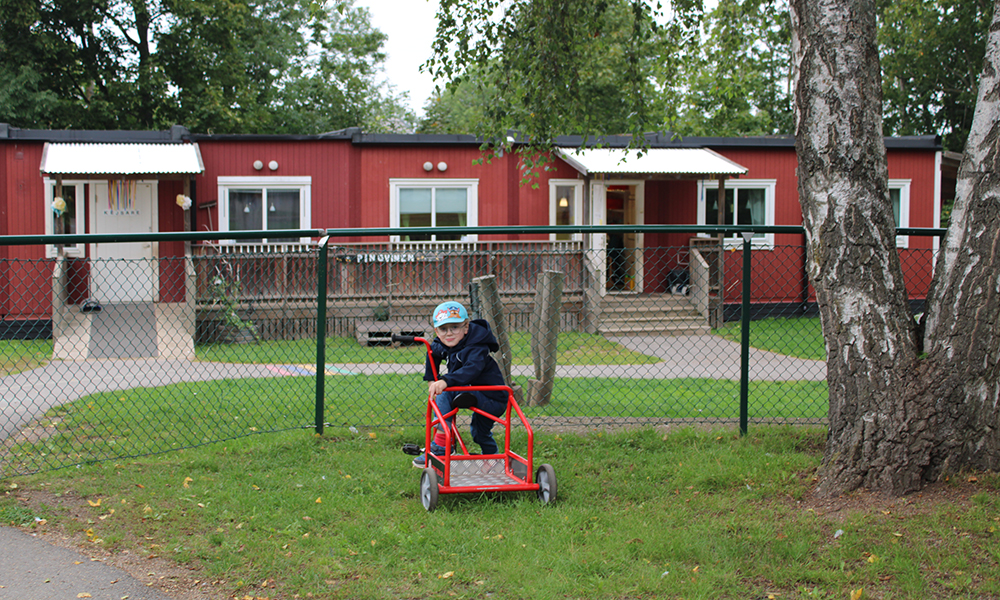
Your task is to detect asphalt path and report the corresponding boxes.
[0,527,175,600]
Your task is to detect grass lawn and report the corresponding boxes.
[3,373,828,478]
[715,317,826,361]
[0,339,53,375]
[3,425,999,600]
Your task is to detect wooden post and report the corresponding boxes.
[526,270,564,407]
[471,274,522,404]
[712,176,727,328]
[183,178,192,233]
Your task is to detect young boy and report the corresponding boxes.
[413,300,508,468]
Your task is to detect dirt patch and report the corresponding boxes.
[796,475,990,522]
[7,488,228,600]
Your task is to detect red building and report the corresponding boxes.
[1,123,954,348]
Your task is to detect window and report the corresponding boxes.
[549,180,584,241]
[698,179,776,247]
[218,177,311,243]
[389,179,479,242]
[889,179,911,248]
[44,179,86,257]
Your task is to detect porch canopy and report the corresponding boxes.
[556,147,748,178]
[39,142,204,177]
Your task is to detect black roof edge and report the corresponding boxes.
[0,123,190,143]
[554,132,941,150]
[186,128,359,142]
[3,123,941,150]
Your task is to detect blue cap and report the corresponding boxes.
[432,301,469,327]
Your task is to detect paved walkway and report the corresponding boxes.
[0,335,825,599]
[0,527,175,600]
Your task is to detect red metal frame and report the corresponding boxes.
[416,337,541,496]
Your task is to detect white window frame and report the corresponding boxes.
[217,176,312,244]
[389,179,479,242]
[44,178,86,257]
[889,179,911,248]
[697,178,777,248]
[549,179,584,242]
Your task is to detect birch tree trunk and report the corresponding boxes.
[792,0,1000,496]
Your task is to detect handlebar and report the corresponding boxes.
[391,334,418,344]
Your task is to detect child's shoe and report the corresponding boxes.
[412,443,448,468]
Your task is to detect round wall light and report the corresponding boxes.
[253,160,264,170]
[423,161,434,171]
[437,162,448,172]
[268,160,279,171]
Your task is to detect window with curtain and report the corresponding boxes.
[44,179,85,257]
[549,180,583,241]
[699,179,776,246]
[391,180,478,242]
[218,177,311,244]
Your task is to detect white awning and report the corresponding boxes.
[39,142,204,176]
[556,147,748,177]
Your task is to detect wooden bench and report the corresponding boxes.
[355,319,430,346]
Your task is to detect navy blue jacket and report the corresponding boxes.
[423,319,507,403]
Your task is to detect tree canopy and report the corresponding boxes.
[0,0,415,133]
[878,0,994,152]
[422,0,988,153]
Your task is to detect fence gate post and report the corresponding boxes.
[315,236,331,435]
[740,232,753,435]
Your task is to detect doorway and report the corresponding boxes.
[90,180,158,302]
[606,185,639,292]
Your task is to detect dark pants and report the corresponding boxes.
[433,390,507,454]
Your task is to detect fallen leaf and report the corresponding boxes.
[439,571,454,579]
[77,593,92,598]
[850,588,864,600]
[87,499,102,507]
[316,497,322,503]
[368,432,377,439]
[183,477,193,488]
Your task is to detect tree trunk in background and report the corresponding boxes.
[792,0,1000,496]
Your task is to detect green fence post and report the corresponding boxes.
[315,236,330,435]
[740,232,753,436]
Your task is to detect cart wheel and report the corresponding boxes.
[420,468,439,511]
[535,464,557,505]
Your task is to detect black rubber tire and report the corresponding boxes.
[535,463,557,505]
[420,468,439,511]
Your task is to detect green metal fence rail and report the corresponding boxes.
[0,226,945,477]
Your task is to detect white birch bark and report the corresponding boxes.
[792,0,1000,496]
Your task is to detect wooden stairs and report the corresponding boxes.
[597,292,709,336]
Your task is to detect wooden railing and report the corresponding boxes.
[191,240,588,304]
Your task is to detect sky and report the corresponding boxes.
[355,0,441,118]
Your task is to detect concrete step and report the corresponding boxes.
[598,322,710,335]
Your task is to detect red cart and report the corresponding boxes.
[395,335,557,511]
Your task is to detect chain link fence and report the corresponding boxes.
[1,228,940,477]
